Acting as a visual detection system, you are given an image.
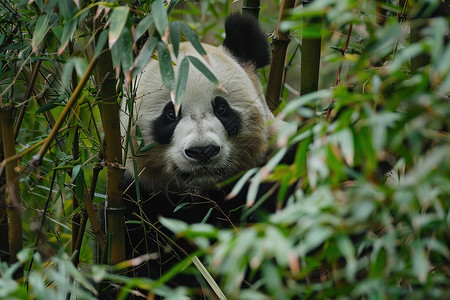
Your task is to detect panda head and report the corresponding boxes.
[122,14,279,191]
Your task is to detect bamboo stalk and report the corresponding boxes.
[0,119,8,262]
[242,0,260,20]
[300,0,322,96]
[94,48,125,265]
[72,164,101,267]
[0,104,23,278]
[265,0,297,111]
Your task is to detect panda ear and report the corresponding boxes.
[223,13,271,69]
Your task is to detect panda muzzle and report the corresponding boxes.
[184,145,220,163]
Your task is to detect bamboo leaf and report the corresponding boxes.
[169,21,181,58]
[226,168,258,200]
[178,21,207,57]
[337,235,357,282]
[94,29,108,59]
[247,170,263,206]
[131,36,158,78]
[191,256,227,300]
[152,0,168,38]
[187,55,219,85]
[156,41,175,92]
[108,6,129,48]
[62,57,88,89]
[134,14,153,42]
[120,26,133,72]
[174,57,189,108]
[32,13,49,51]
[166,0,180,16]
[366,23,402,58]
[412,241,428,284]
[57,0,75,20]
[58,18,77,55]
[159,217,188,234]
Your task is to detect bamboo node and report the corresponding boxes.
[105,206,126,214]
[106,161,125,169]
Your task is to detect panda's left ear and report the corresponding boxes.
[223,13,271,69]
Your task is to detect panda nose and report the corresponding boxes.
[185,145,220,162]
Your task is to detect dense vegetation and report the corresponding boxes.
[0,0,449,299]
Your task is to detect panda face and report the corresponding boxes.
[122,16,278,192]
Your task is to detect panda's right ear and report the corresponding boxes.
[223,13,271,69]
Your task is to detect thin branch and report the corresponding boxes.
[31,56,98,166]
[14,45,46,139]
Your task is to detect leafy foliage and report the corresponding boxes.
[0,0,449,299]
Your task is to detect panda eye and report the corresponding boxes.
[166,110,176,121]
[216,104,228,116]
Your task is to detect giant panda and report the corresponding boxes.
[120,13,293,284]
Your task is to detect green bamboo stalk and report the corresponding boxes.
[242,0,260,20]
[265,0,297,111]
[300,0,322,96]
[72,164,101,267]
[94,48,125,265]
[0,104,23,278]
[69,40,81,256]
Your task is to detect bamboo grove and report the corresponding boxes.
[1,0,449,298]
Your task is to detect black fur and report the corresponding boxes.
[213,96,240,137]
[223,13,271,68]
[153,102,181,144]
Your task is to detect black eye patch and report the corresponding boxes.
[153,102,181,144]
[213,96,240,137]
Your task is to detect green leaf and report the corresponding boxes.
[132,36,158,78]
[36,95,66,113]
[412,241,428,284]
[366,23,402,58]
[174,57,189,108]
[134,14,153,42]
[152,0,168,38]
[156,41,175,92]
[187,55,218,85]
[178,21,207,57]
[337,235,357,282]
[73,165,85,202]
[108,6,130,48]
[388,43,423,73]
[169,21,181,58]
[227,168,258,199]
[62,57,88,89]
[159,217,188,234]
[166,0,181,16]
[57,0,75,20]
[94,29,108,59]
[135,124,145,149]
[120,26,133,72]
[32,14,50,51]
[58,17,77,55]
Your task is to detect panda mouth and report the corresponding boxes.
[174,165,227,185]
